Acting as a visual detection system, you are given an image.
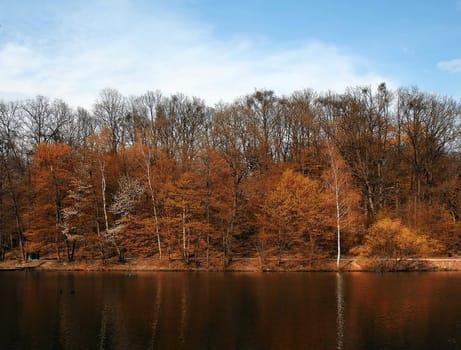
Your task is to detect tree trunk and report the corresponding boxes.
[182,202,188,263]
[225,180,239,267]
[327,143,342,271]
[4,162,25,261]
[51,165,62,262]
[144,152,162,260]
[66,238,76,262]
[206,200,210,269]
[335,183,341,271]
[100,159,122,261]
[91,171,105,261]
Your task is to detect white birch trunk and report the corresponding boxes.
[100,158,121,259]
[144,148,162,259]
[328,143,342,270]
[182,201,187,261]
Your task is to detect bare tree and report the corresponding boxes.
[74,107,99,147]
[397,89,459,199]
[49,99,73,143]
[22,95,52,147]
[22,96,72,148]
[318,84,393,220]
[0,101,26,260]
[94,88,127,153]
[135,90,163,133]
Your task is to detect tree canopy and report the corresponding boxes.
[0,85,460,267]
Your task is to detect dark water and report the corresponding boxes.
[1,272,461,349]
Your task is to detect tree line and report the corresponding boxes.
[1,84,460,267]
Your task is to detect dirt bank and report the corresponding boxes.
[2,257,461,272]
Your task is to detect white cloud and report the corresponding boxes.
[0,1,394,109]
[437,59,461,73]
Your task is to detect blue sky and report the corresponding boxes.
[0,0,460,108]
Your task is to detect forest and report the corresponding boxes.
[1,84,460,269]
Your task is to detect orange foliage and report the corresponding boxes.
[259,169,331,260]
[26,143,74,258]
[3,86,461,266]
[353,218,439,259]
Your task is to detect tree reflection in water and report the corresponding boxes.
[4,272,461,349]
[178,277,188,350]
[336,272,344,350]
[148,275,162,349]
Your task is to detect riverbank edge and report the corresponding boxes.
[2,257,461,272]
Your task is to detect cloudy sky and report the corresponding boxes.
[0,0,460,108]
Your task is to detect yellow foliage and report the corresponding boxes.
[353,218,438,258]
[259,168,330,257]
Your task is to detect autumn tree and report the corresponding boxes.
[323,142,362,269]
[61,175,93,261]
[61,156,104,262]
[162,170,209,264]
[0,85,459,266]
[84,129,122,261]
[142,143,163,259]
[109,175,145,260]
[27,143,73,260]
[198,148,234,267]
[259,169,330,264]
[212,103,257,264]
[352,218,439,271]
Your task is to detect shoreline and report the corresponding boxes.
[2,257,461,272]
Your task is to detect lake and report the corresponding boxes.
[1,271,461,349]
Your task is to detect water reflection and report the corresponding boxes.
[2,272,461,349]
[178,277,188,350]
[336,273,344,350]
[148,274,162,350]
[98,294,109,350]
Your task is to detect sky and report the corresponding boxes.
[0,0,460,108]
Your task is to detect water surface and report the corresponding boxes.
[1,271,461,349]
